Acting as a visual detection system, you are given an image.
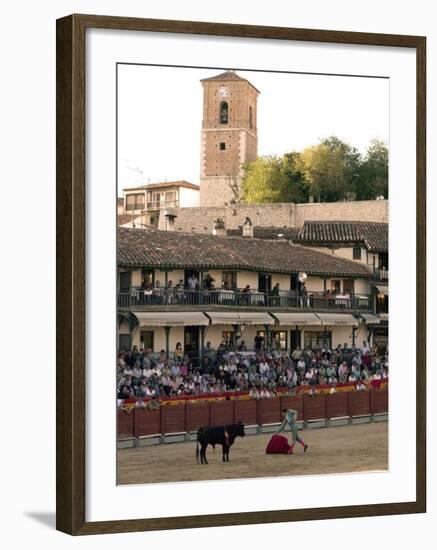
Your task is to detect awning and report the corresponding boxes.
[237,312,275,325]
[271,312,322,326]
[316,313,359,326]
[375,284,389,296]
[361,314,381,325]
[133,312,209,327]
[205,311,275,325]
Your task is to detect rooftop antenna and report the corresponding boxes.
[123,161,143,185]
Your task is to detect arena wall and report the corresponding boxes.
[117,389,388,443]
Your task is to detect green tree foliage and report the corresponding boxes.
[355,139,389,200]
[241,154,308,204]
[241,137,388,204]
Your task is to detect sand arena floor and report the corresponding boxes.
[117,421,388,485]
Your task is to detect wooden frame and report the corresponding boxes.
[56,14,426,535]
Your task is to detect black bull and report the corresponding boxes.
[196,422,245,464]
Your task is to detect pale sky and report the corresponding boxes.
[117,64,389,193]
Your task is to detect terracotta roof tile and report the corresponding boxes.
[295,221,388,252]
[117,227,372,277]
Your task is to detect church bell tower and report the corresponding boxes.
[199,71,259,207]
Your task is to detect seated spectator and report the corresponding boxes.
[147,396,160,410]
[237,340,247,352]
[259,386,271,399]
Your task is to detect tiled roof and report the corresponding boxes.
[295,221,388,252]
[123,181,199,192]
[226,226,300,241]
[200,71,260,92]
[201,71,247,82]
[117,228,372,277]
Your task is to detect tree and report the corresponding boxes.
[355,139,388,199]
[241,136,388,204]
[241,154,308,204]
[297,137,361,202]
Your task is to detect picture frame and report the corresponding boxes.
[56,13,426,535]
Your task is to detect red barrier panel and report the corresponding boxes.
[304,394,327,421]
[371,388,388,414]
[349,391,371,416]
[210,400,235,426]
[117,408,135,439]
[134,408,161,437]
[160,403,186,434]
[234,399,258,425]
[258,396,281,425]
[186,402,210,432]
[280,395,304,419]
[326,393,350,419]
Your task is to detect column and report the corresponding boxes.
[164,326,171,355]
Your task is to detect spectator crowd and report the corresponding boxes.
[117,340,388,404]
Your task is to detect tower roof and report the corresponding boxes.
[201,70,260,92]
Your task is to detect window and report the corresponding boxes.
[249,106,253,129]
[331,279,341,293]
[222,271,236,290]
[140,330,154,350]
[141,269,154,289]
[165,191,176,206]
[353,246,362,260]
[125,193,145,211]
[271,331,288,351]
[119,271,131,293]
[219,101,229,124]
[304,331,332,350]
[219,142,226,151]
[378,252,389,269]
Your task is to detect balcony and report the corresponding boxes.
[146,200,179,210]
[373,268,389,281]
[118,287,372,312]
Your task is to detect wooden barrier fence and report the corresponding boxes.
[118,389,388,440]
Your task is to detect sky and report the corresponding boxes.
[117,64,389,193]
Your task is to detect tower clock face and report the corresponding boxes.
[218,86,228,97]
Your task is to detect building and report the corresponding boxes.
[200,71,259,207]
[295,220,389,349]
[121,180,200,228]
[117,227,386,359]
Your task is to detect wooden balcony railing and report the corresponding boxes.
[118,287,372,311]
[373,268,389,281]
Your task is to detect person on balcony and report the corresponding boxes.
[174,279,184,304]
[325,288,334,308]
[166,280,175,304]
[300,284,309,308]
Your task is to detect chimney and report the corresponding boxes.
[212,218,226,236]
[158,209,177,231]
[242,216,254,238]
